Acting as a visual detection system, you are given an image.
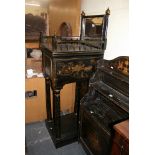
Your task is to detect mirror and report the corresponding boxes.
[80,13,106,40]
[85,17,104,38]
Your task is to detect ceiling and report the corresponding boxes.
[25,0,49,8]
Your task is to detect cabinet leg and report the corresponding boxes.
[74,82,80,114]
[53,89,61,138]
[75,80,89,136]
[45,77,52,121]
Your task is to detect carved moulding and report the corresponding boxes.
[97,56,129,76]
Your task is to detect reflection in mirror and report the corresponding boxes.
[80,9,110,45]
[85,17,104,38]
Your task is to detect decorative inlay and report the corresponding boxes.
[57,61,96,78]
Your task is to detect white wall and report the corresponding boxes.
[81,0,129,59]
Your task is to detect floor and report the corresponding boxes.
[25,121,87,155]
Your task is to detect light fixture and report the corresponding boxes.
[25,3,40,7]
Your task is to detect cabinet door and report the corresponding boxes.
[80,110,111,155]
[25,78,46,123]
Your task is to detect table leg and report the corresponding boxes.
[53,89,61,138]
[45,77,52,121]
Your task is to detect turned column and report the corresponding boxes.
[53,89,61,138]
[74,81,80,114]
[74,80,89,130]
[45,77,52,121]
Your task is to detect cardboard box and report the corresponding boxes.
[26,58,42,73]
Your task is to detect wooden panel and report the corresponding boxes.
[48,0,81,36]
[25,77,46,123]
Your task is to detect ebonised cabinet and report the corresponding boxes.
[79,57,129,155]
[40,9,110,148]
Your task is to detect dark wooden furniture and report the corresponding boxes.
[111,120,129,155]
[79,56,129,155]
[40,9,110,148]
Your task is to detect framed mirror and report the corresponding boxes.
[80,11,110,41]
[84,17,103,38]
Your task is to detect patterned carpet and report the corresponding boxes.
[25,121,86,155]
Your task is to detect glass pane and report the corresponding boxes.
[85,17,104,38]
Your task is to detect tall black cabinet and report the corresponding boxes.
[40,9,110,148]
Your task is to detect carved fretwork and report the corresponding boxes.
[53,89,61,138]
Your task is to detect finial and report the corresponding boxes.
[105,8,110,15]
[81,11,85,16]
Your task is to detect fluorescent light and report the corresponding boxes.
[25,3,40,7]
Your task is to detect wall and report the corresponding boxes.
[48,0,81,35]
[25,5,48,16]
[81,0,129,59]
[50,83,76,116]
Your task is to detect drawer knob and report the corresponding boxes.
[90,110,94,114]
[108,94,113,98]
